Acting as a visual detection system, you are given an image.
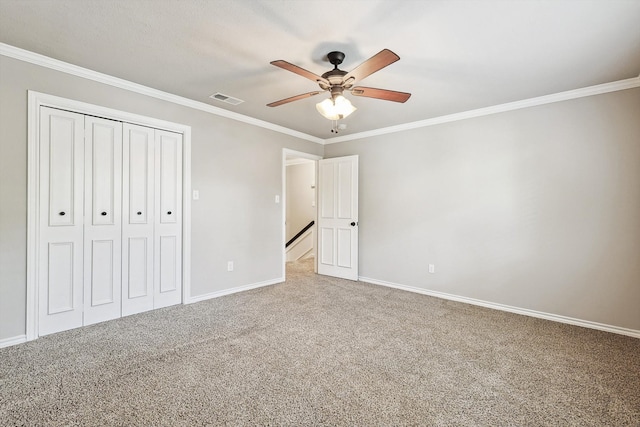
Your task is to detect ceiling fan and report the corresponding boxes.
[267,49,411,126]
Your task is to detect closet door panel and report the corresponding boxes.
[47,115,77,227]
[90,240,115,306]
[127,127,151,224]
[159,133,178,224]
[38,107,84,336]
[127,237,150,299]
[90,122,117,225]
[122,124,155,316]
[47,242,75,314]
[159,236,177,293]
[154,130,182,309]
[83,116,122,326]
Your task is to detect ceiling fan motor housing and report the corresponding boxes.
[320,51,348,89]
[321,69,347,85]
[327,51,345,66]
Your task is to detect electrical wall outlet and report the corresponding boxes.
[227,261,234,272]
[428,264,435,274]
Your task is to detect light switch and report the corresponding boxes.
[193,190,200,200]
[275,195,280,203]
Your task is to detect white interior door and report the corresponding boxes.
[317,155,359,280]
[122,123,155,316]
[38,107,85,336]
[83,116,123,325]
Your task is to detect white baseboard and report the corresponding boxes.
[0,334,27,349]
[359,276,640,339]
[186,277,284,304]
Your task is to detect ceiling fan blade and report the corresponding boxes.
[267,91,323,107]
[351,87,411,103]
[342,49,400,84]
[270,60,330,86]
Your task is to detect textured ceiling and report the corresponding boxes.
[1,0,639,139]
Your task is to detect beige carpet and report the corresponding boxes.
[1,258,639,426]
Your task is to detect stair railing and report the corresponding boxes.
[285,220,315,248]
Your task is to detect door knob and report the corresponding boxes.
[101,211,107,216]
[59,211,65,216]
[137,211,142,215]
[350,221,356,226]
[167,211,172,215]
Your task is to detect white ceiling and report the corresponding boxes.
[1,0,639,139]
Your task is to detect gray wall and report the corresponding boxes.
[285,162,315,242]
[2,52,638,341]
[325,88,640,331]
[0,55,323,341]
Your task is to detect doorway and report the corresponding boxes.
[282,149,321,279]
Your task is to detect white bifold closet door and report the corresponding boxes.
[38,107,85,336]
[122,124,155,316]
[38,107,183,336]
[121,124,183,315]
[153,129,183,309]
[83,116,123,326]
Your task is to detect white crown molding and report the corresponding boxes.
[326,75,640,144]
[3,43,639,147]
[0,43,324,145]
[360,276,640,339]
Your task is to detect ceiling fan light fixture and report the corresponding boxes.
[316,95,356,120]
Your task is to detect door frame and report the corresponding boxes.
[26,91,192,341]
[282,149,322,279]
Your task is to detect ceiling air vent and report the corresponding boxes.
[210,92,244,105]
